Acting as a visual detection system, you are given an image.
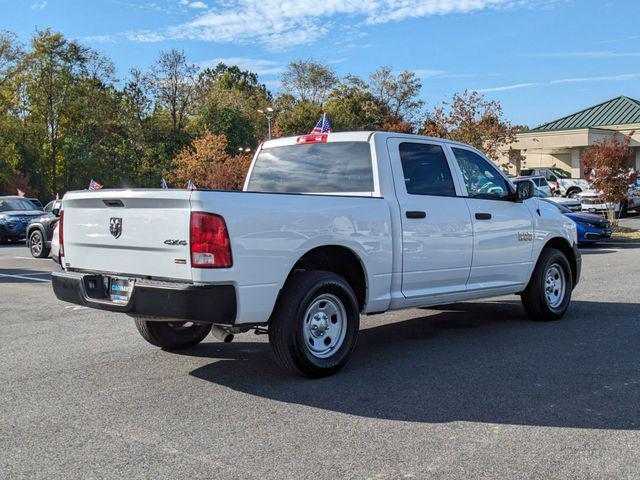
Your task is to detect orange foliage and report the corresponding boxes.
[169,129,252,190]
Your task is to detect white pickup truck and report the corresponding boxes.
[52,132,581,377]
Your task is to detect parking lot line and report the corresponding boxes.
[0,273,51,282]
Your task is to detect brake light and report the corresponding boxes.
[297,134,328,144]
[190,212,232,268]
[58,210,64,260]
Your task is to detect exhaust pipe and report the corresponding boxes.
[211,325,234,343]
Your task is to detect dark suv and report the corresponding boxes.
[0,196,44,244]
[26,199,61,258]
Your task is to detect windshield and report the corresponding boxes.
[550,168,571,179]
[0,197,40,212]
[247,141,374,194]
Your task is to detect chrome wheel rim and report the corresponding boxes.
[303,293,347,359]
[31,232,42,256]
[544,263,566,309]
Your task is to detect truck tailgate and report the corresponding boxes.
[62,190,192,281]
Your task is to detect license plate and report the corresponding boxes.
[109,277,134,303]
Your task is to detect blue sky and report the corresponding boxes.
[3,0,640,127]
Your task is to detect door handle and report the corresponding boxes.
[475,213,492,220]
[406,211,427,219]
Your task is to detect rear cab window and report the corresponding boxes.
[398,142,456,196]
[246,141,374,194]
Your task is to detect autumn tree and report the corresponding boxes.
[581,133,636,222]
[421,90,521,161]
[281,59,337,105]
[169,129,250,190]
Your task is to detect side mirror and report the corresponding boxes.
[52,208,60,217]
[516,179,535,201]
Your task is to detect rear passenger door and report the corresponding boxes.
[448,146,535,289]
[387,138,473,300]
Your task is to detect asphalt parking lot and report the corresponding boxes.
[2,240,640,480]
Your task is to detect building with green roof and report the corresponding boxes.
[500,96,640,177]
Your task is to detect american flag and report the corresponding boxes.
[186,179,197,191]
[311,112,332,134]
[88,179,103,190]
[16,188,25,197]
[161,178,168,189]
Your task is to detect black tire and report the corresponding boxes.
[521,248,572,321]
[269,270,360,378]
[567,188,581,199]
[29,229,50,258]
[134,318,212,350]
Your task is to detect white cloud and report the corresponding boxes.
[198,57,284,76]
[550,73,640,84]
[475,82,539,93]
[31,0,47,9]
[522,51,640,58]
[82,34,116,43]
[127,0,517,49]
[475,72,640,93]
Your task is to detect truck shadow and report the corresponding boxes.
[185,300,640,430]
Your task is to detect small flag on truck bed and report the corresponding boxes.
[88,179,103,190]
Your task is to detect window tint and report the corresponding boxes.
[0,197,39,212]
[247,142,373,193]
[452,148,510,200]
[399,143,456,196]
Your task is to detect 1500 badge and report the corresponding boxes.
[517,232,534,242]
[164,239,187,246]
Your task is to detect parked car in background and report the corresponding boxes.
[26,199,62,258]
[0,196,44,244]
[542,199,611,246]
[517,175,551,196]
[579,183,640,217]
[515,180,582,212]
[51,223,60,264]
[520,167,590,198]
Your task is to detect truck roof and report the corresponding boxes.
[260,131,477,150]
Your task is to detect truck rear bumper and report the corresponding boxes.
[52,270,236,325]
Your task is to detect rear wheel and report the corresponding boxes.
[134,318,212,350]
[521,248,572,321]
[269,270,360,378]
[29,230,50,258]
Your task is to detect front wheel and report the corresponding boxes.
[134,318,212,350]
[29,230,50,258]
[269,271,360,378]
[521,248,572,321]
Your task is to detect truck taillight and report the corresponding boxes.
[58,211,64,259]
[190,212,232,268]
[297,134,327,144]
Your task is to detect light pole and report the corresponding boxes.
[258,107,274,140]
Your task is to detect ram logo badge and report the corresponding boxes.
[109,217,122,239]
[517,231,533,242]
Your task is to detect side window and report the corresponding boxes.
[452,147,510,200]
[398,142,456,197]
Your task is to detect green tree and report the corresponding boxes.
[369,66,424,125]
[281,59,337,104]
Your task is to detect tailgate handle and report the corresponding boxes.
[103,199,124,207]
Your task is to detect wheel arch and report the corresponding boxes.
[540,237,578,287]
[26,223,45,245]
[279,245,368,313]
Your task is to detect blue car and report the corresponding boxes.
[0,196,45,244]
[542,199,611,246]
